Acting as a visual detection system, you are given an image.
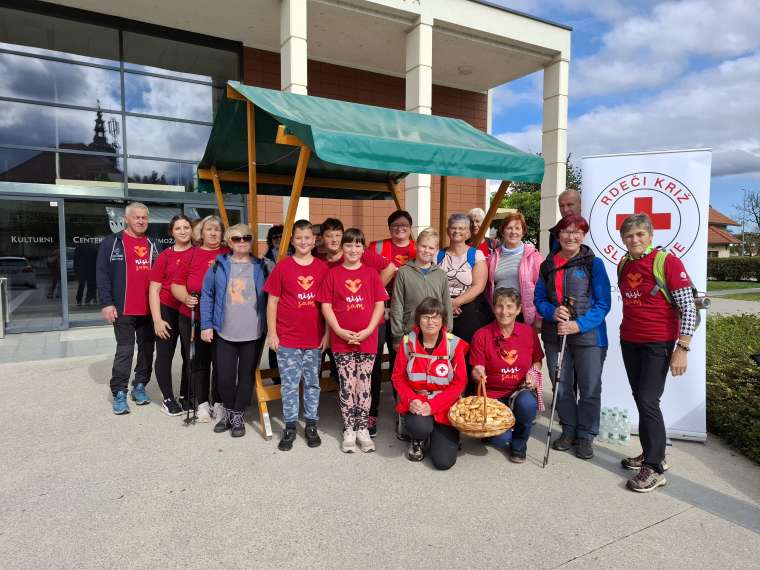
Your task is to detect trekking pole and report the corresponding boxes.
[543,296,576,468]
[184,292,200,426]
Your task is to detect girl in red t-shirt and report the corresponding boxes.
[317,228,388,453]
[149,214,194,416]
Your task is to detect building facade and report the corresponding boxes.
[707,206,741,258]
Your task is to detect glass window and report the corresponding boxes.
[186,206,242,227]
[59,154,124,183]
[0,100,121,153]
[0,148,55,183]
[126,116,210,161]
[127,159,196,191]
[0,52,121,109]
[125,73,213,121]
[0,8,119,65]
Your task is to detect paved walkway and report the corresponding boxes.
[0,350,758,568]
[709,287,760,296]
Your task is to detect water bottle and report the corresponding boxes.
[600,407,609,441]
[608,409,620,444]
[619,410,631,445]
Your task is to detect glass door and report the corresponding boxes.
[0,198,65,332]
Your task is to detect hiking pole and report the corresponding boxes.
[543,296,576,468]
[184,292,200,426]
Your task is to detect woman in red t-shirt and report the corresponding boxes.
[317,228,388,453]
[149,214,194,416]
[617,213,697,493]
[170,215,230,422]
[469,287,544,463]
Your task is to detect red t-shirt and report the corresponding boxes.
[468,321,544,399]
[553,253,569,302]
[263,256,328,349]
[619,250,692,343]
[172,246,231,317]
[149,246,195,310]
[122,233,152,316]
[320,249,390,272]
[316,263,389,353]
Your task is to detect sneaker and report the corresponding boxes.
[161,398,182,416]
[395,415,411,442]
[304,425,322,448]
[509,446,527,464]
[196,402,212,423]
[278,428,296,451]
[230,411,245,437]
[130,383,150,405]
[406,440,425,462]
[356,428,375,453]
[551,434,575,452]
[621,453,670,472]
[627,465,667,493]
[575,438,594,460]
[341,429,357,453]
[112,391,130,415]
[368,416,378,438]
[213,407,231,433]
[212,402,224,422]
[178,397,191,412]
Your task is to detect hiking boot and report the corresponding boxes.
[112,391,130,415]
[627,465,667,493]
[509,446,527,464]
[621,453,670,472]
[406,440,425,462]
[368,416,378,438]
[341,429,357,453]
[278,428,296,450]
[130,383,150,405]
[395,415,411,442]
[304,424,321,448]
[229,411,245,437]
[213,407,231,433]
[575,438,594,460]
[356,429,375,453]
[161,398,182,417]
[551,434,575,452]
[196,402,212,423]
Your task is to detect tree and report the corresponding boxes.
[733,189,760,256]
[509,154,581,194]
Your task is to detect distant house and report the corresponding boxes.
[708,207,741,258]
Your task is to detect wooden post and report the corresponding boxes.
[473,180,510,247]
[439,176,448,247]
[210,166,230,229]
[278,144,312,259]
[246,101,258,251]
[387,180,402,210]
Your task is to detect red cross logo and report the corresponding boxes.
[615,197,671,230]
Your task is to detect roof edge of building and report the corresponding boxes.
[466,0,573,31]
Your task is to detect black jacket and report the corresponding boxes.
[96,231,160,314]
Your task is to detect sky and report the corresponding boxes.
[490,0,760,228]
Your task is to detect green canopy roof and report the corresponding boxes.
[197,81,543,199]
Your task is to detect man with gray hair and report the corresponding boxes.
[96,202,160,414]
[549,188,581,252]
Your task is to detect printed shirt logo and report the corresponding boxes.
[134,245,148,258]
[500,348,519,365]
[344,279,363,294]
[434,362,449,377]
[394,254,409,266]
[626,272,643,289]
[229,278,249,305]
[297,275,314,290]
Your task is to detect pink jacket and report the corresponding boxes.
[485,243,544,325]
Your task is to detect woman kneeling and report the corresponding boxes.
[391,297,468,470]
[469,288,545,463]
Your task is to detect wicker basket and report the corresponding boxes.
[448,377,515,438]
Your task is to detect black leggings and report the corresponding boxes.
[178,313,218,405]
[215,335,263,412]
[154,304,188,401]
[370,321,397,418]
[405,414,461,470]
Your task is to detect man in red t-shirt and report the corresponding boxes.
[96,202,159,414]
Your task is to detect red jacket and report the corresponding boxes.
[391,327,468,425]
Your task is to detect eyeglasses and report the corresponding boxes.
[559,230,583,237]
[390,224,411,230]
[230,235,253,243]
[420,314,442,323]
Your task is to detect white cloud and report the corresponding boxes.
[497,51,760,178]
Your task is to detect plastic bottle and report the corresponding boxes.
[619,410,631,445]
[600,408,609,442]
[608,409,620,444]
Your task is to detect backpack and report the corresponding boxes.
[437,247,477,268]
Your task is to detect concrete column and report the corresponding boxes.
[280,0,309,221]
[404,17,433,235]
[539,57,569,253]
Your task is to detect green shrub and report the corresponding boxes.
[707,256,760,281]
[706,314,760,464]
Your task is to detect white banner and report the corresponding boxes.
[581,149,712,441]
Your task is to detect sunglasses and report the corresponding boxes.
[229,235,253,243]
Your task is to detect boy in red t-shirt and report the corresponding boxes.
[264,220,329,451]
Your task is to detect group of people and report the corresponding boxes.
[98,190,697,493]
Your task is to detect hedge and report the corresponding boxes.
[706,314,760,464]
[707,256,760,281]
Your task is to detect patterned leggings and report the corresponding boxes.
[334,352,376,431]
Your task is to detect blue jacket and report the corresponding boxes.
[200,253,268,335]
[534,244,611,347]
[96,231,160,314]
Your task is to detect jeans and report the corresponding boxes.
[545,342,606,441]
[278,347,322,424]
[215,336,262,412]
[404,414,460,470]
[483,390,538,453]
[110,315,154,396]
[153,304,187,401]
[621,340,673,473]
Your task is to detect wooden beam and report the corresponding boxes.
[387,181,402,210]
[439,176,448,247]
[278,145,312,259]
[210,166,230,229]
[197,169,390,194]
[226,84,246,100]
[472,180,510,247]
[275,124,306,147]
[246,101,258,249]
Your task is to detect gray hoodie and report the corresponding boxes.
[390,259,453,341]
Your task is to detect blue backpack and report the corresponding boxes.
[437,247,477,268]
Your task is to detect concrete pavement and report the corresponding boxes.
[0,352,758,568]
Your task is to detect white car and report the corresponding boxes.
[0,257,37,288]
